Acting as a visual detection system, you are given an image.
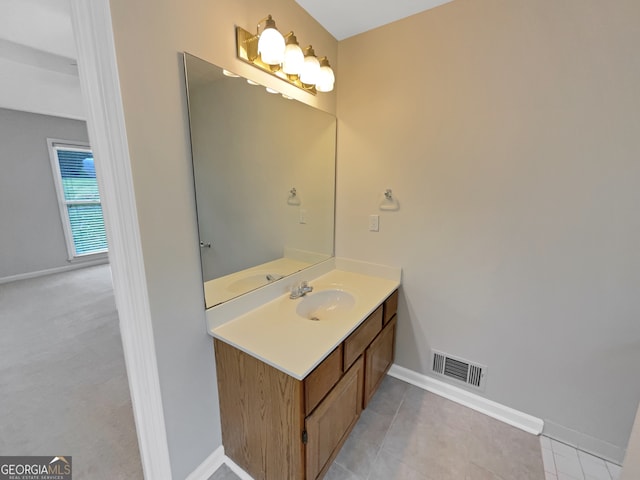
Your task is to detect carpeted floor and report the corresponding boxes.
[0,264,143,479]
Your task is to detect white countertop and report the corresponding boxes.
[210,268,400,380]
[204,257,312,307]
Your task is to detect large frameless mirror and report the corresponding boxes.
[183,53,336,308]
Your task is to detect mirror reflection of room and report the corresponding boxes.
[184,53,336,308]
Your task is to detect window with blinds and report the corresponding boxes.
[48,140,108,259]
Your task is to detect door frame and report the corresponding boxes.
[69,1,172,478]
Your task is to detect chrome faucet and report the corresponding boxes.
[290,280,313,299]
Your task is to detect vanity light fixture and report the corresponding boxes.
[282,33,304,75]
[257,15,285,65]
[299,46,320,85]
[316,57,336,92]
[236,14,335,95]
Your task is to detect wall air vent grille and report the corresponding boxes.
[433,352,445,374]
[468,364,483,388]
[431,350,486,390]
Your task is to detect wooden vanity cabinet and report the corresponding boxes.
[214,338,305,480]
[364,316,396,407]
[305,356,364,480]
[305,345,343,416]
[343,305,382,370]
[383,290,398,325]
[214,289,398,480]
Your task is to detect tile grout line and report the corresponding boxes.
[577,449,611,480]
[545,435,617,480]
[605,460,618,480]
[364,384,411,480]
[541,436,558,479]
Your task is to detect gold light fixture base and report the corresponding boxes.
[236,26,317,95]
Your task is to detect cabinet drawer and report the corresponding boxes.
[344,305,383,370]
[383,290,398,326]
[305,344,343,416]
[364,316,396,407]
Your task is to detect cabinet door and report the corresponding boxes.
[364,316,396,407]
[305,356,364,480]
[215,339,304,480]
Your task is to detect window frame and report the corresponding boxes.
[47,138,108,262]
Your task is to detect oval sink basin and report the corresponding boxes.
[296,289,356,321]
[227,272,283,293]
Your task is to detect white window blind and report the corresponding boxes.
[48,140,108,259]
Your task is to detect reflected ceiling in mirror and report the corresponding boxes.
[183,53,336,309]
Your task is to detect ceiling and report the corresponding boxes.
[0,0,82,119]
[0,0,75,59]
[0,0,453,118]
[295,0,454,40]
[0,0,456,66]
[0,0,77,80]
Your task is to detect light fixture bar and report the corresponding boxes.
[236,25,318,95]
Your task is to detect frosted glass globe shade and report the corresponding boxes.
[316,80,334,93]
[300,55,320,85]
[258,28,285,65]
[282,43,304,75]
[316,65,335,91]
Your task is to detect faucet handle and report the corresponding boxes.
[290,280,312,298]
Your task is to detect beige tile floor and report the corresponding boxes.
[540,436,622,480]
[210,375,547,480]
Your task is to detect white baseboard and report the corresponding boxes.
[388,364,544,435]
[543,420,626,465]
[0,258,109,285]
[223,457,254,480]
[185,446,226,480]
[185,446,255,480]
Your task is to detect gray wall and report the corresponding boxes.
[107,0,337,477]
[0,108,89,279]
[106,0,638,474]
[336,0,640,463]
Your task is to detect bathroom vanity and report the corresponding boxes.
[184,52,402,480]
[211,269,399,480]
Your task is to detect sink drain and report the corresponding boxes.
[309,316,320,321]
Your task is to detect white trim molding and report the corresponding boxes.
[184,446,254,480]
[388,364,544,435]
[46,138,102,261]
[223,457,254,480]
[69,1,172,479]
[543,420,626,465]
[0,258,108,285]
[185,446,226,480]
